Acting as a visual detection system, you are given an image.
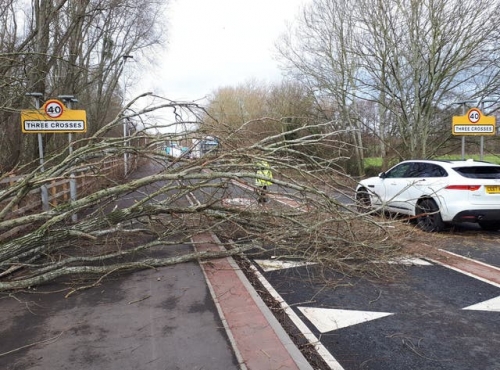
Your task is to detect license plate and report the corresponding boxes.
[486,185,500,194]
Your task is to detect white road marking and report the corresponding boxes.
[256,257,427,273]
[248,263,345,370]
[373,257,433,266]
[254,259,317,272]
[387,257,432,265]
[463,295,500,312]
[222,197,254,206]
[298,307,394,333]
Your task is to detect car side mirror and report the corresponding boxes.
[378,172,386,179]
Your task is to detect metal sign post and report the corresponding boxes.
[122,54,133,177]
[26,92,49,211]
[453,101,476,159]
[58,95,79,222]
[480,99,497,161]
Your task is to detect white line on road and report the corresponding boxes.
[249,263,345,370]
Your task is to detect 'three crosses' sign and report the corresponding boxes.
[21,99,87,133]
[452,108,496,136]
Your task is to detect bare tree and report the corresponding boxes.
[0,94,405,292]
[276,0,366,174]
[0,0,167,171]
[204,80,346,166]
[276,0,500,163]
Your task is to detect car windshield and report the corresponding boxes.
[453,166,500,179]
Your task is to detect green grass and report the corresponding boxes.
[364,157,383,167]
[364,155,500,169]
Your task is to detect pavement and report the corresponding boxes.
[0,161,313,370]
[0,241,312,370]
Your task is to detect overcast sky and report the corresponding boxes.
[139,0,309,103]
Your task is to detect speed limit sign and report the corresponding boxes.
[44,100,64,118]
[468,108,480,123]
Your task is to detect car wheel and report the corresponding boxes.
[478,221,500,231]
[416,198,445,232]
[355,188,371,213]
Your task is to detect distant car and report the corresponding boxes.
[355,159,500,232]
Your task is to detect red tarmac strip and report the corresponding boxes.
[416,243,500,286]
[434,248,500,285]
[192,233,312,370]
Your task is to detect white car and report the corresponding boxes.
[355,159,500,232]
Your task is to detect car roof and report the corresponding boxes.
[400,159,500,167]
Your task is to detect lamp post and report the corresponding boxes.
[122,54,133,176]
[26,92,49,211]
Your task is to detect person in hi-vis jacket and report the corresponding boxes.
[255,160,273,203]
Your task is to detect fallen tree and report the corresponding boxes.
[0,94,408,292]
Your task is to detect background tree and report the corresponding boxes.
[276,0,500,170]
[202,81,277,148]
[0,0,167,172]
[276,0,366,175]
[203,80,348,166]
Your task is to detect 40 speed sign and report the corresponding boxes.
[452,108,496,136]
[21,99,87,133]
[44,100,64,118]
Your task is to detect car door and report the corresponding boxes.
[377,162,414,212]
[404,163,448,212]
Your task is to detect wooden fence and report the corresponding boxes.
[0,156,128,241]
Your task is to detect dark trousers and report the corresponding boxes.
[257,186,268,203]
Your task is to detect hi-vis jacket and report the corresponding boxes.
[255,161,273,186]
